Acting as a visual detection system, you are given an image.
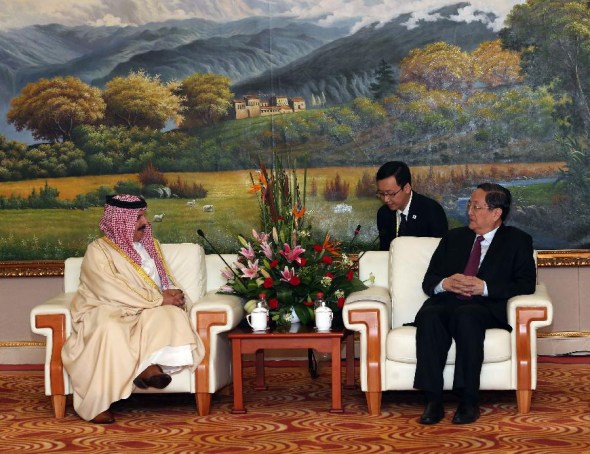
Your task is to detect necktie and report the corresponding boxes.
[463,235,484,277]
[397,213,407,237]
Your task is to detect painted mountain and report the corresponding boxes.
[0,2,498,142]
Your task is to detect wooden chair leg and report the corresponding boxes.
[52,395,66,418]
[516,389,532,413]
[366,391,382,416]
[196,392,211,416]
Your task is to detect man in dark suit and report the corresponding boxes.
[376,161,447,251]
[414,183,536,425]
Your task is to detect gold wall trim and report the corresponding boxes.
[538,331,590,338]
[0,260,64,278]
[2,249,590,278]
[0,341,45,348]
[537,250,590,267]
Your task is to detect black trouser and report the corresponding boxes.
[413,294,504,404]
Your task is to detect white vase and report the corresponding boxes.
[290,307,300,324]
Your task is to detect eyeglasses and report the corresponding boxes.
[376,187,403,199]
[466,201,491,212]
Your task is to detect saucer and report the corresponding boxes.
[252,328,269,333]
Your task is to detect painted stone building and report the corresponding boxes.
[233,95,306,120]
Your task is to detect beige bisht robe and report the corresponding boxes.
[62,237,205,421]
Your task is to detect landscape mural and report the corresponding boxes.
[1,0,589,262]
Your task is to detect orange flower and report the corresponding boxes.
[292,204,306,219]
[322,233,341,257]
[248,172,268,193]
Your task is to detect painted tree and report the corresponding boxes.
[369,59,396,100]
[178,73,233,128]
[501,0,590,131]
[103,70,184,129]
[472,39,523,88]
[7,76,105,142]
[400,42,475,92]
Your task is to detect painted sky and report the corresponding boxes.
[0,0,526,32]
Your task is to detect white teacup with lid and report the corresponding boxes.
[314,292,333,331]
[247,306,268,332]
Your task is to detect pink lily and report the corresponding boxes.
[240,260,260,279]
[239,243,256,261]
[279,243,306,264]
[260,241,274,259]
[221,267,234,280]
[280,266,297,283]
[252,229,271,243]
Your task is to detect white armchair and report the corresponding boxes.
[343,236,553,416]
[30,243,243,418]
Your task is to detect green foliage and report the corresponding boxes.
[71,125,201,174]
[178,73,233,128]
[7,76,105,142]
[103,70,183,129]
[502,0,590,132]
[370,59,397,100]
[114,179,142,195]
[0,138,87,180]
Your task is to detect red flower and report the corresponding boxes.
[269,298,279,309]
[270,259,279,268]
[263,277,273,288]
[303,299,314,306]
[346,270,354,281]
[325,271,334,278]
[298,258,307,266]
[289,276,301,286]
[337,297,345,308]
[322,255,333,265]
[313,244,323,252]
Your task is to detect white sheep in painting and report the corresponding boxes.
[186,199,196,208]
[153,213,165,222]
[202,204,214,212]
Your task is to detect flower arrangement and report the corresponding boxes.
[220,153,368,326]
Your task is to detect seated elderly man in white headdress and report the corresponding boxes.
[62,194,204,424]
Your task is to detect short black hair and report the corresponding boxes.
[477,182,511,221]
[376,161,412,187]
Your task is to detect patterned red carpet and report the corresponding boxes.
[1,363,589,453]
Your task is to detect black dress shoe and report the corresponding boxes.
[134,364,172,389]
[419,402,445,425]
[90,409,115,424]
[452,402,480,424]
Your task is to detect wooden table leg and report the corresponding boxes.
[344,331,356,389]
[254,349,267,390]
[231,338,247,414]
[330,337,344,413]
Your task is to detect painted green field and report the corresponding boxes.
[0,163,563,260]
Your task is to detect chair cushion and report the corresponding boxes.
[161,243,206,303]
[389,237,441,328]
[386,326,511,364]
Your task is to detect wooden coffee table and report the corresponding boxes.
[228,323,355,414]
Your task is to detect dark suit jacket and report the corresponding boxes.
[377,191,448,251]
[421,224,537,329]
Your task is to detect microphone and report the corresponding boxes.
[349,224,362,249]
[197,229,242,282]
[345,233,380,272]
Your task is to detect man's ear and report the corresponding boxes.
[493,208,503,222]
